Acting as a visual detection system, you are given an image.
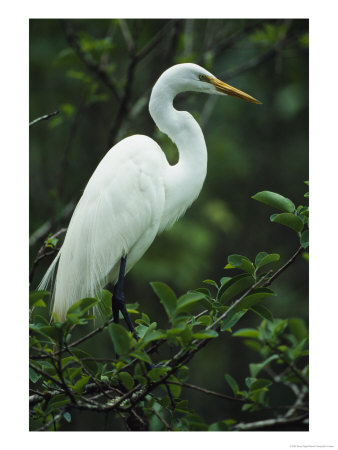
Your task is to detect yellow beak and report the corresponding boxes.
[209,77,261,104]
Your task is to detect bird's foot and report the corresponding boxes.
[112,290,138,337]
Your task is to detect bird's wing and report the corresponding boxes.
[52,135,167,319]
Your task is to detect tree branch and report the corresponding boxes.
[265,340,309,387]
[61,20,121,102]
[30,243,306,420]
[167,381,248,404]
[233,413,308,431]
[262,245,304,287]
[151,408,172,431]
[29,228,66,284]
[29,111,59,128]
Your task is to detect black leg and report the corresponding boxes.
[112,255,136,335]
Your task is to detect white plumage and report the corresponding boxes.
[40,63,260,320]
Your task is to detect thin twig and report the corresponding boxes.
[29,203,73,247]
[262,246,303,287]
[37,411,64,431]
[29,111,59,128]
[29,228,67,284]
[167,381,248,404]
[119,19,135,53]
[30,242,304,416]
[206,270,273,331]
[29,363,67,391]
[151,408,173,431]
[233,413,308,431]
[135,20,181,62]
[265,340,309,387]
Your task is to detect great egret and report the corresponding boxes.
[40,63,260,328]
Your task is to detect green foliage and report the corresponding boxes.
[253,184,309,249]
[29,184,309,431]
[251,23,288,46]
[30,184,309,430]
[251,191,295,213]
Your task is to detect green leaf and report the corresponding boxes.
[192,329,218,339]
[60,103,75,117]
[150,282,177,318]
[166,322,187,336]
[67,69,91,83]
[272,319,288,336]
[208,420,234,431]
[220,309,247,331]
[147,366,170,382]
[129,350,152,364]
[252,191,295,212]
[255,252,268,267]
[251,23,287,46]
[220,277,232,287]
[233,328,259,338]
[45,394,70,415]
[29,367,41,383]
[196,315,212,327]
[119,371,134,390]
[29,291,50,308]
[39,326,60,341]
[183,413,208,431]
[234,288,276,311]
[108,323,132,355]
[249,354,279,377]
[219,274,254,305]
[30,324,55,342]
[67,297,98,317]
[270,213,304,233]
[32,299,46,308]
[243,339,262,352]
[225,254,255,275]
[203,279,218,288]
[73,375,91,393]
[70,348,98,375]
[63,412,72,423]
[176,291,206,314]
[255,253,280,270]
[174,399,189,413]
[179,326,194,345]
[167,375,181,398]
[288,318,308,342]
[298,206,309,218]
[300,229,309,249]
[249,378,272,392]
[245,377,256,388]
[96,289,112,317]
[138,327,166,348]
[250,303,274,322]
[225,373,239,395]
[177,366,190,383]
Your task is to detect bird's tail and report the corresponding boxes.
[37,249,62,317]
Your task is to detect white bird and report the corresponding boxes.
[40,63,260,326]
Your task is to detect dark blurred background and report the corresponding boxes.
[29,18,309,430]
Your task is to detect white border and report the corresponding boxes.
[1,0,337,448]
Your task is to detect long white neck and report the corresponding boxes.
[149,80,208,229]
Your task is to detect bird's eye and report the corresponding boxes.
[199,74,210,82]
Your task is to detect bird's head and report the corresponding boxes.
[159,63,261,104]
